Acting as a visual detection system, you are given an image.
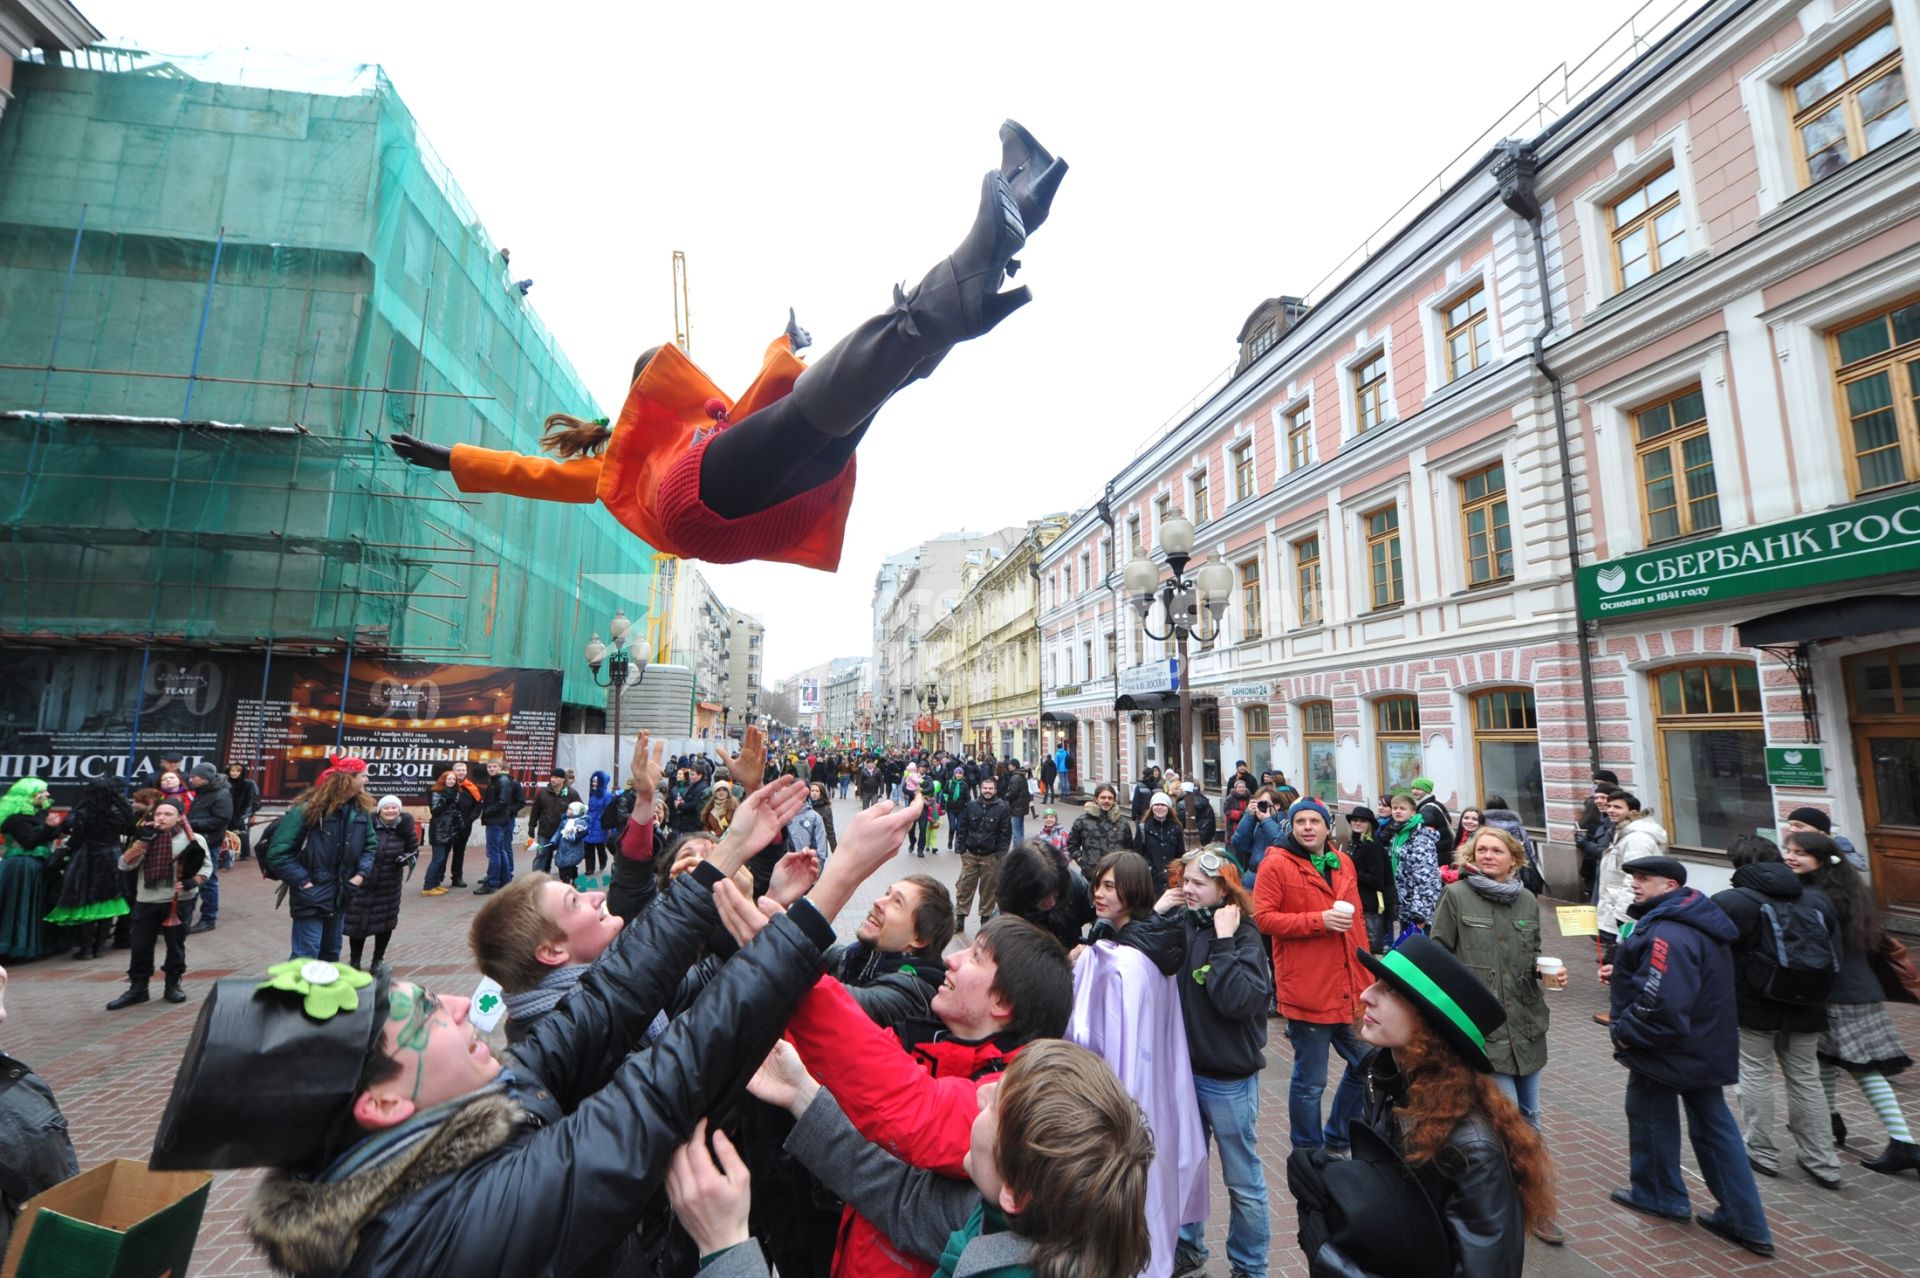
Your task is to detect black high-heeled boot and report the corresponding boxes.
[1862,1139,1920,1176]
[789,169,1031,438]
[998,119,1068,236]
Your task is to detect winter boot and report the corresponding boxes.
[1862,1139,1920,1176]
[789,169,1033,438]
[997,119,1068,235]
[106,983,149,1010]
[163,976,188,1004]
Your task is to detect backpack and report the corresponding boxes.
[1738,887,1841,1006]
[254,814,285,878]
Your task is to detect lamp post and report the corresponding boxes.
[585,608,648,782]
[921,683,945,751]
[1123,511,1233,789]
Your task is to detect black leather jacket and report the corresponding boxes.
[250,863,839,1278]
[1309,1049,1526,1278]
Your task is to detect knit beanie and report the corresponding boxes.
[1786,806,1831,833]
[1288,797,1331,823]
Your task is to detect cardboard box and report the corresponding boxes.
[2,1159,211,1278]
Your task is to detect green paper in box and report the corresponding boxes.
[1,1160,210,1278]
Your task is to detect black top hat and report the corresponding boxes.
[1359,935,1507,1073]
[1293,1119,1450,1273]
[150,964,392,1172]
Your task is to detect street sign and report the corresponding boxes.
[1764,746,1825,788]
[1119,660,1179,694]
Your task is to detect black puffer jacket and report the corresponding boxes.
[344,813,417,938]
[1173,910,1271,1078]
[827,942,944,1032]
[1711,862,1837,1034]
[262,804,378,920]
[246,864,840,1278]
[1306,1049,1525,1278]
[1137,814,1185,883]
[956,797,1012,856]
[185,774,235,845]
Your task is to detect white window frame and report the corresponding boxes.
[1277,389,1317,475]
[1436,440,1522,593]
[1571,123,1708,314]
[1188,463,1214,526]
[1419,265,1505,392]
[1338,334,1399,441]
[1348,482,1412,612]
[1278,514,1333,630]
[1580,333,1747,559]
[1741,0,1920,218]
[1229,433,1258,504]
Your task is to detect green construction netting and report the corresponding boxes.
[0,54,675,706]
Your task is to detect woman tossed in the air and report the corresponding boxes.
[389,122,1065,572]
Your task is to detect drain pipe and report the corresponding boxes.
[1496,141,1602,776]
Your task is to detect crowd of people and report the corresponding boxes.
[0,736,1915,1277]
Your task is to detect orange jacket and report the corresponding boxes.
[448,336,853,571]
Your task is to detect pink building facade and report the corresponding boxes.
[1038,0,1920,924]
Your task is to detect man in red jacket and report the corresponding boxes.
[783,914,1072,1278]
[1250,797,1371,1153]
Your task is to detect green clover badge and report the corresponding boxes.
[260,959,375,1020]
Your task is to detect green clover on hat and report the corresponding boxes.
[259,959,374,1020]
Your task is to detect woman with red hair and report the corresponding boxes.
[388,122,1066,573]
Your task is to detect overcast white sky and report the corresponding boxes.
[90,0,1661,682]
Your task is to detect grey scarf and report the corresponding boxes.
[1465,873,1524,905]
[501,963,669,1045]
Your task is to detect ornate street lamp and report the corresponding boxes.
[1123,511,1234,788]
[585,608,648,780]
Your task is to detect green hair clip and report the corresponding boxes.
[590,417,609,427]
[260,959,375,1020]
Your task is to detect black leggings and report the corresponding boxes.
[698,395,872,518]
[349,930,392,968]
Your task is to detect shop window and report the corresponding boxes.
[1244,705,1271,778]
[1375,695,1422,793]
[1301,699,1337,805]
[1790,21,1910,188]
[1287,402,1315,471]
[1366,506,1404,610]
[1846,644,1920,716]
[1832,297,1920,494]
[1473,688,1544,828]
[1635,386,1720,541]
[1608,164,1688,290]
[1354,351,1389,432]
[1460,463,1513,586]
[1295,535,1323,626]
[1653,661,1771,851]
[1444,285,1492,381]
[1239,558,1263,640]
[1233,440,1255,502]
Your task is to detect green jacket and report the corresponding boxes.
[933,1203,1032,1278]
[1429,879,1550,1076]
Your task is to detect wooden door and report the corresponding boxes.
[1845,647,1920,922]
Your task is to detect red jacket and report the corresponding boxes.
[1252,843,1371,1024]
[786,976,1021,1278]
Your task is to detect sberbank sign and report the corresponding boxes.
[1577,489,1920,619]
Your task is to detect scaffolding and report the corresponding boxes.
[0,52,675,706]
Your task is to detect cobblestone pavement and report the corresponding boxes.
[8,792,1918,1276]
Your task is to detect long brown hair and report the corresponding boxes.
[995,1040,1153,1278]
[539,346,662,458]
[1394,1017,1557,1230]
[1092,850,1154,925]
[294,770,376,822]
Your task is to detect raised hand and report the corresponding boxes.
[746,1039,820,1117]
[713,876,774,948]
[768,849,821,907]
[1213,902,1242,938]
[806,797,919,922]
[713,776,808,876]
[665,1120,752,1256]
[722,726,768,797]
[631,731,666,807]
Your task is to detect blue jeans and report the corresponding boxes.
[1011,815,1026,844]
[290,913,345,962]
[1285,1019,1369,1149]
[1178,1073,1271,1276]
[485,822,515,888]
[186,861,219,924]
[1494,1069,1542,1129]
[1624,1072,1772,1243]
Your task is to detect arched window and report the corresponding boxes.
[1375,696,1421,794]
[1473,688,1544,827]
[1653,661,1769,851]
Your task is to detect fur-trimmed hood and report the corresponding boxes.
[248,1094,524,1277]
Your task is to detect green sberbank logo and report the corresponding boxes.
[1577,489,1920,620]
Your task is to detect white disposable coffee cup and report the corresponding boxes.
[1536,956,1565,978]
[1332,900,1356,917]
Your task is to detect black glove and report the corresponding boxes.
[389,433,453,471]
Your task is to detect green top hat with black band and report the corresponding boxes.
[1358,935,1507,1073]
[150,961,393,1172]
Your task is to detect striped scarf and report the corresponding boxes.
[138,827,187,888]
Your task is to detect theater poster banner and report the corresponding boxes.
[0,647,258,804]
[227,657,562,804]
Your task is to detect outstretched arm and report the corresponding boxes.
[444,443,601,503]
